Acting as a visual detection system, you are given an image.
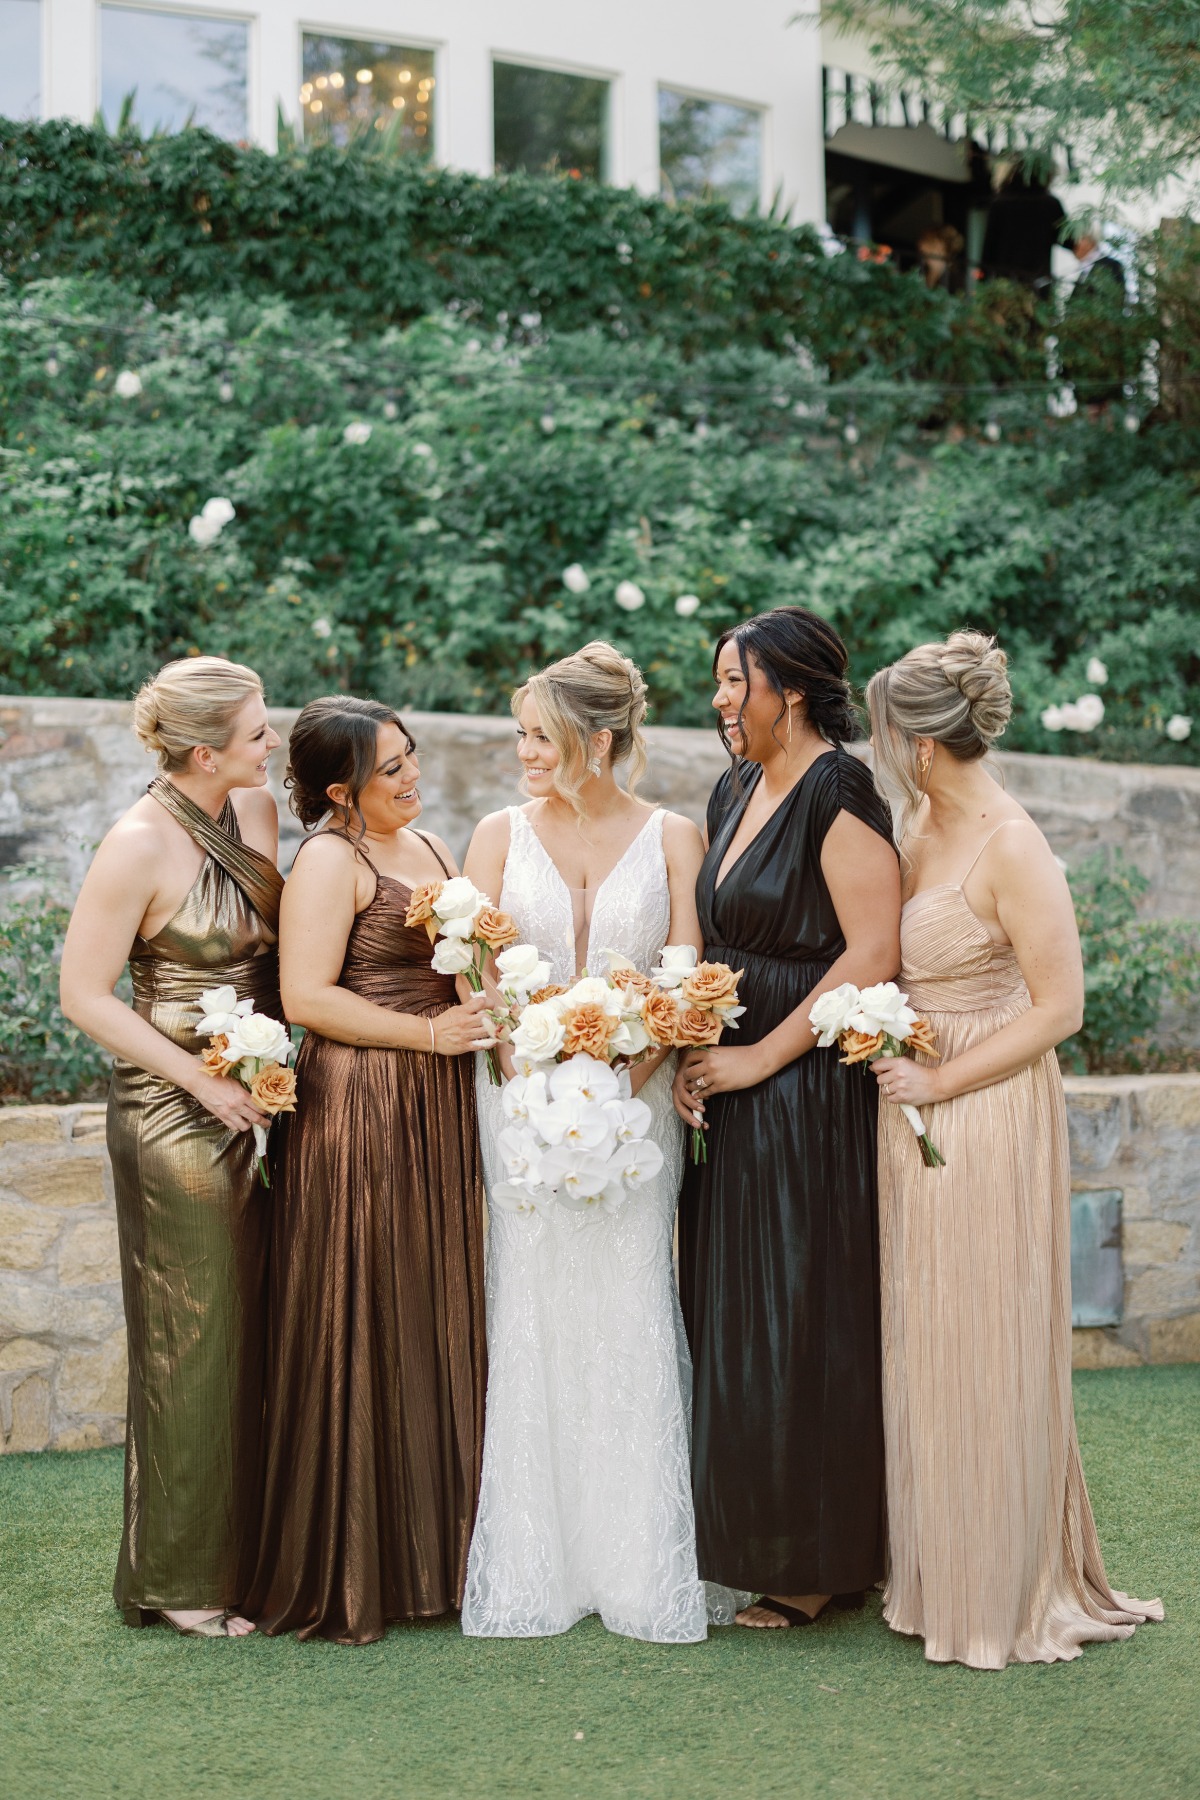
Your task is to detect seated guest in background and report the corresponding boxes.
[916,224,965,293]
[980,158,1066,295]
[61,656,283,1639]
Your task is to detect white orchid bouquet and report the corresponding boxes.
[646,945,745,1163]
[809,981,946,1168]
[492,1054,665,1221]
[404,875,535,1083]
[193,985,297,1185]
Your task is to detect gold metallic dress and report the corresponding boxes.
[879,830,1163,1668]
[247,835,487,1645]
[108,776,283,1623]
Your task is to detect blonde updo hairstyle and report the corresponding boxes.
[132,656,264,773]
[866,631,1011,847]
[512,640,649,817]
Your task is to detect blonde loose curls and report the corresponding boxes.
[132,655,264,773]
[513,640,649,816]
[866,631,1011,847]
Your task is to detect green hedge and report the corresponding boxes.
[2,277,1196,759]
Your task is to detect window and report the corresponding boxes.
[100,5,249,139]
[0,0,40,119]
[659,89,762,215]
[300,34,435,150]
[493,61,608,180]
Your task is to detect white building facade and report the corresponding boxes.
[1,0,830,220]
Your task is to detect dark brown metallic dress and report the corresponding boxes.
[247,839,487,1644]
[108,776,283,1622]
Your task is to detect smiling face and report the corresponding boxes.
[515,695,563,799]
[329,720,421,835]
[713,637,794,764]
[202,692,280,787]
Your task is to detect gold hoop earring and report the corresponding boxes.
[918,752,931,784]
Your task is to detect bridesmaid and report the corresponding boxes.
[60,656,283,1638]
[246,695,492,1644]
[674,606,901,1628]
[865,631,1163,1668]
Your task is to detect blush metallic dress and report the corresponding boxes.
[880,824,1163,1668]
[678,749,895,1598]
[108,775,283,1624]
[247,833,487,1645]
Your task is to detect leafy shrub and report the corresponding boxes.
[0,870,117,1102]
[1061,853,1200,1072]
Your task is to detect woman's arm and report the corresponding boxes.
[281,836,491,1053]
[673,810,901,1121]
[60,825,269,1131]
[873,822,1083,1106]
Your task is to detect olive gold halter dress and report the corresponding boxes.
[107,776,284,1623]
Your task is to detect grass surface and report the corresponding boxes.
[2,1367,1197,1800]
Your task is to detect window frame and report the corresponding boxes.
[95,0,257,142]
[490,48,619,184]
[656,78,769,214]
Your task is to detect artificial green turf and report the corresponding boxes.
[1,1367,1196,1800]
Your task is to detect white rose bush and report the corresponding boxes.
[810,981,946,1167]
[192,984,297,1184]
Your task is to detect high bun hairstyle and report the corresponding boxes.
[512,640,649,817]
[714,606,859,764]
[866,630,1011,846]
[285,695,415,838]
[132,656,264,772]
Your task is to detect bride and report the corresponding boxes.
[461,641,723,1642]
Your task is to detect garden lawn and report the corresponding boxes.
[1,1366,1196,1800]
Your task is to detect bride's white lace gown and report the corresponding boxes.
[462,805,716,1642]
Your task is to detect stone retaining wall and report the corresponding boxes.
[2,1076,1197,1452]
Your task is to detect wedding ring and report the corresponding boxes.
[695,1076,706,1091]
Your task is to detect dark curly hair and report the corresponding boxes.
[713,606,860,763]
[285,695,415,838]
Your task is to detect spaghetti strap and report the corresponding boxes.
[957,819,1031,889]
[412,829,453,879]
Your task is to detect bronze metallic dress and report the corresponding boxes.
[247,837,487,1644]
[678,751,894,1597]
[880,834,1163,1667]
[108,776,283,1622]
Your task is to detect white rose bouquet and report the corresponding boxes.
[404,877,540,1083]
[193,985,297,1185]
[809,981,946,1168]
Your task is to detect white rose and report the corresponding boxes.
[187,514,222,547]
[674,594,701,618]
[1073,693,1105,730]
[615,580,645,612]
[562,563,590,595]
[343,420,372,445]
[1165,714,1192,742]
[1085,657,1108,686]
[1040,706,1065,732]
[564,975,624,1015]
[201,496,235,527]
[431,937,474,975]
[222,1011,292,1065]
[311,617,333,638]
[431,876,487,923]
[496,943,551,993]
[654,944,699,989]
[849,982,918,1041]
[197,984,239,1022]
[115,369,142,399]
[510,1000,567,1064]
[808,982,861,1047]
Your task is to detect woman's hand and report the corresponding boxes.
[672,1045,768,1129]
[187,1068,271,1132]
[871,1054,944,1108]
[432,992,496,1056]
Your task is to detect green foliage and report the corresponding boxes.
[1062,852,1200,1072]
[0,869,115,1102]
[2,276,1196,760]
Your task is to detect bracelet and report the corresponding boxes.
[428,1018,436,1054]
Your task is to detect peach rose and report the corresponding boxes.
[201,1035,235,1077]
[529,984,568,1006]
[475,906,521,952]
[839,1028,885,1066]
[404,881,442,943]
[674,1005,724,1047]
[641,987,684,1047]
[612,968,656,1001]
[250,1065,298,1114]
[905,1018,941,1060]
[681,962,743,1011]
[560,1003,620,1060]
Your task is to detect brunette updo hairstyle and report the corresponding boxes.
[866,630,1011,846]
[512,640,649,816]
[285,695,415,838]
[714,606,859,762]
[132,656,263,772]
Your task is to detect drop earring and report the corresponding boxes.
[787,705,794,744]
[918,751,932,785]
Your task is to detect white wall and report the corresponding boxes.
[27,0,828,220]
